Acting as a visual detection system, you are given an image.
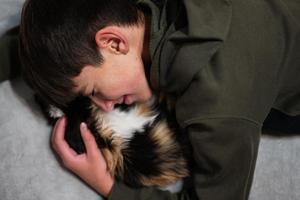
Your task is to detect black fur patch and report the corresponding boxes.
[122,124,162,186]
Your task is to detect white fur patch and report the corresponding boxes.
[102,106,157,140]
[160,180,184,193]
[48,105,64,118]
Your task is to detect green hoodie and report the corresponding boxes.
[108,0,300,199]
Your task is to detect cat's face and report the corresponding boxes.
[72,62,152,112]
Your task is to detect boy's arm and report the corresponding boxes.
[108,118,261,200]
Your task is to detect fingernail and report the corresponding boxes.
[80,122,87,131]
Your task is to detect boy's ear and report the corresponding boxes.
[95,27,129,55]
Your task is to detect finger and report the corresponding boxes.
[51,117,65,145]
[51,117,65,147]
[80,122,100,158]
[52,117,77,158]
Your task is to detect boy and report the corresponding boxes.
[19,0,300,199]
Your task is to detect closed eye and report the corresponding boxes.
[89,89,121,101]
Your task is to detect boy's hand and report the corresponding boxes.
[51,117,114,197]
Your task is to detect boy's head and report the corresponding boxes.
[20,0,152,111]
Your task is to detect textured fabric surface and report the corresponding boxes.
[250,134,300,200]
[0,0,24,36]
[1,79,300,200]
[0,78,101,200]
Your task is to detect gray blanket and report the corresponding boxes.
[0,79,100,200]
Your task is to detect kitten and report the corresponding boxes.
[43,95,189,189]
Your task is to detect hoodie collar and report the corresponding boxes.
[138,0,232,94]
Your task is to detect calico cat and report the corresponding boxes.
[44,95,189,189]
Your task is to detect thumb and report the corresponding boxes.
[80,122,99,158]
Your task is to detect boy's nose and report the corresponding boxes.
[102,101,114,112]
[93,100,114,112]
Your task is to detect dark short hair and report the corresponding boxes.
[19,0,144,108]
